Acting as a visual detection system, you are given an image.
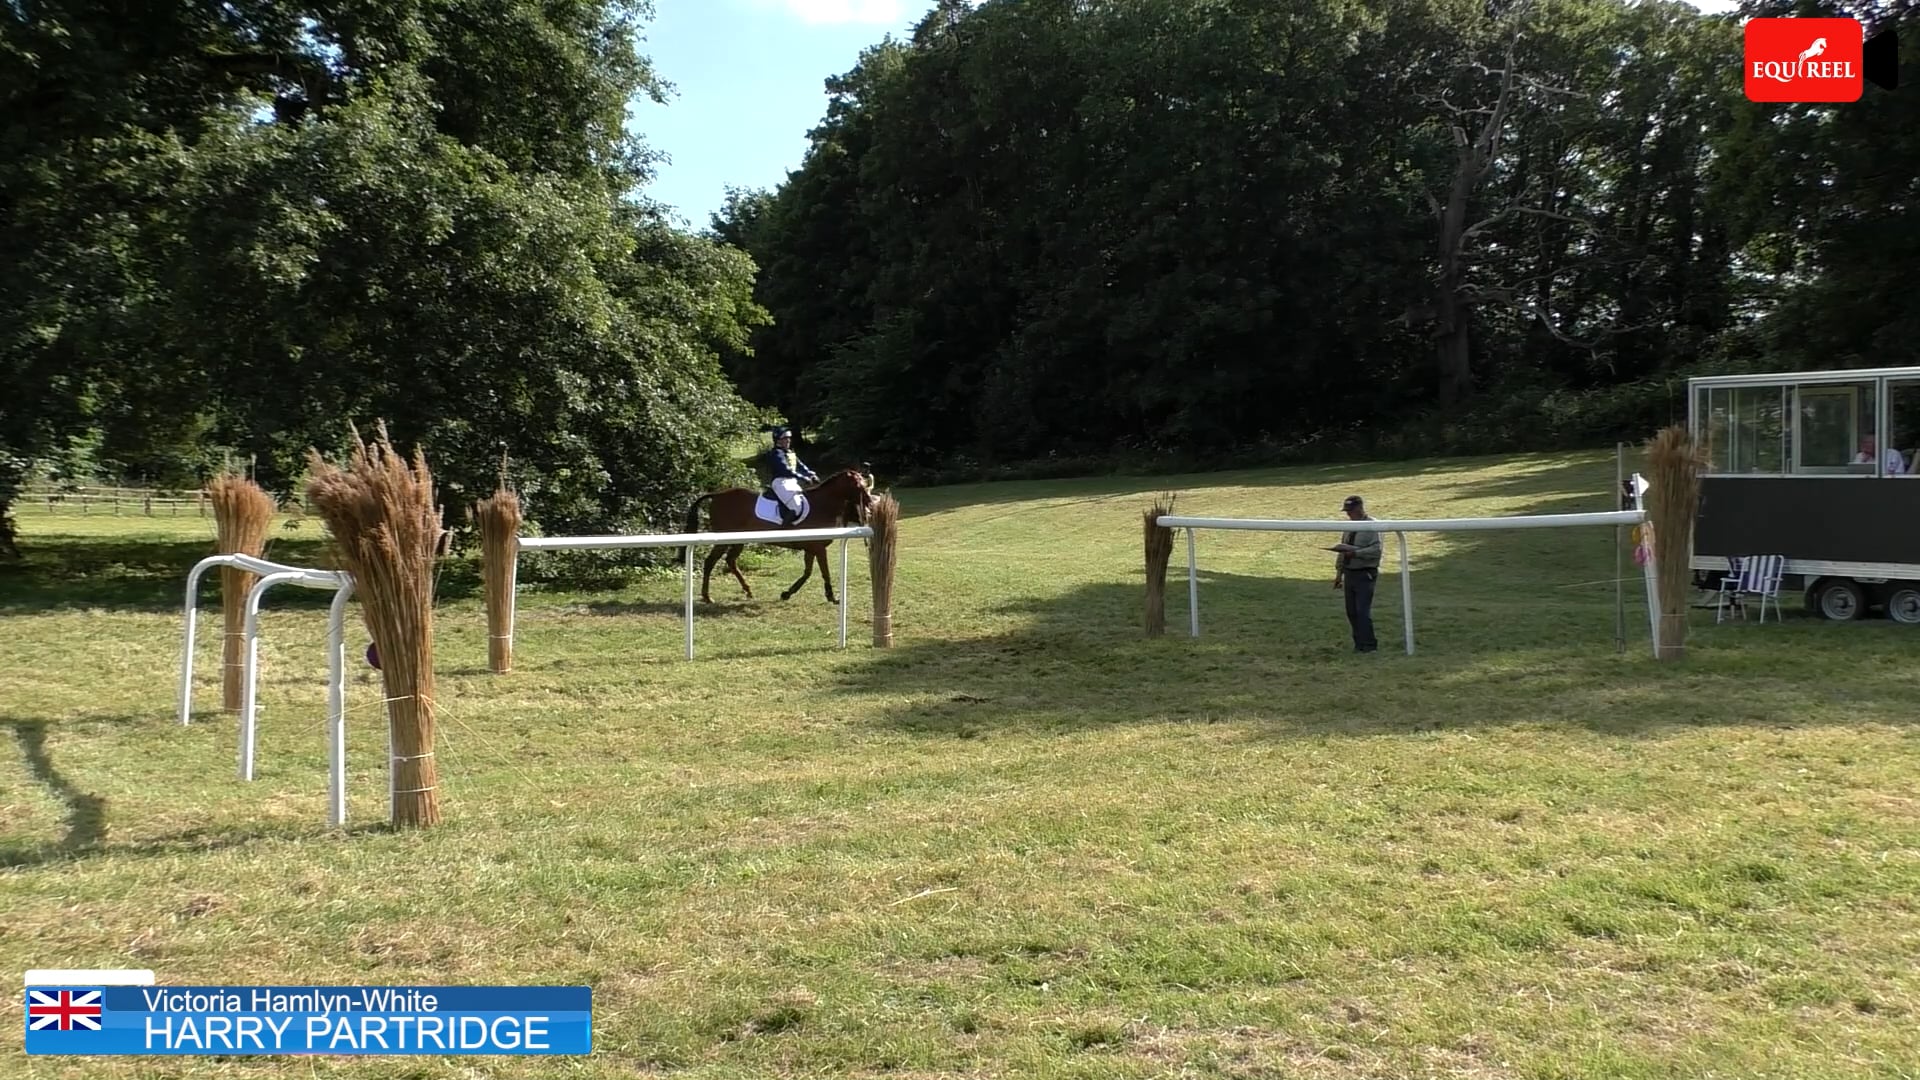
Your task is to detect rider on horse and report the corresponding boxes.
[765,425,819,525]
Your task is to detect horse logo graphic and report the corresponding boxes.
[1744,18,1863,102]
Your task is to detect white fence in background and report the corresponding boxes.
[1158,487,1654,656]
[513,526,874,660]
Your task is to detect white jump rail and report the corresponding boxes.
[179,553,356,826]
[1157,501,1653,657]
[513,526,874,659]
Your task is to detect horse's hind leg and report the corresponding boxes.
[780,548,815,601]
[701,545,725,604]
[725,545,753,598]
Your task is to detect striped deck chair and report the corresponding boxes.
[1716,554,1786,623]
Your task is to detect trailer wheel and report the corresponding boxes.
[1886,586,1920,625]
[1811,578,1866,621]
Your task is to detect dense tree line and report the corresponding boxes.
[713,0,1917,480]
[2,0,768,556]
[4,0,1914,554]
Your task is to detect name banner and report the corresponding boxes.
[24,986,590,1055]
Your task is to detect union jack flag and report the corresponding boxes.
[28,989,103,1031]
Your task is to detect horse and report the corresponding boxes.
[683,466,874,604]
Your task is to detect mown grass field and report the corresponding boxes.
[4,449,1920,1079]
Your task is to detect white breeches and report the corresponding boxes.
[771,477,804,510]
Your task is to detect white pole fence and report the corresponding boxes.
[1630,476,1657,652]
[1158,498,1654,657]
[512,526,874,660]
[179,553,356,827]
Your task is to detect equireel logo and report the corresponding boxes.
[1745,17,1898,102]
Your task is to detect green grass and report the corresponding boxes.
[5,449,1920,1079]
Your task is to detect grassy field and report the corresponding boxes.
[4,449,1920,1079]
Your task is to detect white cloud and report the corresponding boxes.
[749,0,909,24]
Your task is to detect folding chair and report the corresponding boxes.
[1702,555,1743,610]
[1716,555,1786,623]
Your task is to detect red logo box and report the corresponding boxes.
[1746,18,1864,102]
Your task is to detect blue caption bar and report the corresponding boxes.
[24,986,590,1055]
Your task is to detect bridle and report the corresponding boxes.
[845,465,876,546]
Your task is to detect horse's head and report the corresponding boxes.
[802,464,877,529]
[848,467,875,525]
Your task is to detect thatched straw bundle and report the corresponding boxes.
[306,425,445,827]
[1645,425,1705,660]
[474,486,522,673]
[208,473,276,712]
[1143,494,1177,636]
[867,492,899,647]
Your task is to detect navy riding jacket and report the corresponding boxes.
[766,447,818,483]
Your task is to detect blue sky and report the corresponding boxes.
[632,0,944,232]
[631,0,1741,233]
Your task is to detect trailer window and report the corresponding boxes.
[1792,383,1874,474]
[1888,380,1920,475]
[1703,385,1785,474]
[1700,387,1730,471]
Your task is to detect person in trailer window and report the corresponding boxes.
[1854,434,1908,475]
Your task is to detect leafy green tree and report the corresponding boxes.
[1,0,767,551]
[1716,0,1920,372]
[724,0,1759,470]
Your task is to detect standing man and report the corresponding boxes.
[1329,494,1382,653]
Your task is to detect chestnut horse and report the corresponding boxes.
[683,466,874,604]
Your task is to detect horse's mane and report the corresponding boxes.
[807,466,870,488]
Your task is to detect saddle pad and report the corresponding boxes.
[754,494,806,525]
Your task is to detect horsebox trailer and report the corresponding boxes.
[1688,365,1920,622]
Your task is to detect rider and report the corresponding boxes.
[765,425,819,525]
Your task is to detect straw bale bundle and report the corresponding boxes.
[1645,425,1705,660]
[475,486,522,673]
[1143,494,1177,636]
[208,473,276,712]
[868,492,899,647]
[306,424,445,827]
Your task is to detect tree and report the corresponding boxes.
[709,0,1756,471]
[1715,0,1920,371]
[0,0,767,549]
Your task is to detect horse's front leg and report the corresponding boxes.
[819,544,836,604]
[780,547,815,601]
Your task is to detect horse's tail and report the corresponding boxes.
[685,492,717,534]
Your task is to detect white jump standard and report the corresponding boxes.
[178,553,356,827]
[511,525,874,660]
[1158,495,1653,657]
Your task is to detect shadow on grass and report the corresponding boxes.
[0,821,391,869]
[835,463,1919,740]
[0,534,484,615]
[579,600,761,619]
[1,718,109,863]
[837,572,1914,741]
[0,714,392,867]
[700,641,871,661]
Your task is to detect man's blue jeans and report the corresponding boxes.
[1344,569,1377,652]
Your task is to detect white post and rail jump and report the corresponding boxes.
[510,526,874,659]
[1159,483,1655,657]
[178,553,356,826]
